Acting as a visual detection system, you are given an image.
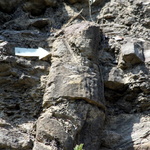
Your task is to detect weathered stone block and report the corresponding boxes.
[36,117,72,149]
[104,67,126,91]
[119,41,144,68]
[43,22,105,110]
[29,18,50,29]
[0,128,33,149]
[35,101,105,150]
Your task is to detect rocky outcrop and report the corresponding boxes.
[0,13,50,149]
[0,0,149,150]
[43,22,105,109]
[23,0,57,15]
[36,22,106,150]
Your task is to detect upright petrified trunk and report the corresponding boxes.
[34,22,106,150]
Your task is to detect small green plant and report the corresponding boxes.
[74,144,84,150]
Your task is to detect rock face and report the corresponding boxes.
[0,0,150,150]
[23,0,57,15]
[0,0,21,13]
[43,22,105,109]
[37,22,105,150]
[35,101,105,150]
[119,41,144,69]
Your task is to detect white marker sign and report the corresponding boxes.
[144,50,150,62]
[15,47,50,60]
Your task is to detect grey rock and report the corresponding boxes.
[33,141,58,150]
[39,22,106,150]
[104,67,126,91]
[124,16,136,26]
[119,41,144,68]
[35,100,105,150]
[0,41,14,55]
[43,22,105,110]
[101,130,122,148]
[36,117,72,149]
[0,127,33,149]
[29,18,51,29]
[0,32,50,150]
[104,114,150,150]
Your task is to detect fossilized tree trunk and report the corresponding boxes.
[34,22,106,150]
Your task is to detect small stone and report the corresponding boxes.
[119,41,144,67]
[29,18,50,29]
[112,36,124,41]
[45,0,57,7]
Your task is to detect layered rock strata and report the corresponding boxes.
[0,0,149,150]
[35,22,106,150]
